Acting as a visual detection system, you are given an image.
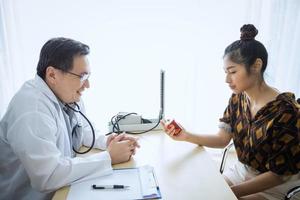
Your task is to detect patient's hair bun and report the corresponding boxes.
[240,24,258,41]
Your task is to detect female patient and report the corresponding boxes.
[161,24,300,200]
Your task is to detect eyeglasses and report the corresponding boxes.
[55,67,90,83]
[65,71,90,82]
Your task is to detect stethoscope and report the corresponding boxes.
[65,102,95,154]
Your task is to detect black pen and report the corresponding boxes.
[92,184,130,189]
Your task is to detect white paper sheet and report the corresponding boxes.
[67,166,160,200]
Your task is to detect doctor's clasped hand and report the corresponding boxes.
[107,133,140,164]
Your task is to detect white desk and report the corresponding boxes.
[53,131,237,200]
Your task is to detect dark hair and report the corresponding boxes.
[223,24,268,75]
[36,37,90,79]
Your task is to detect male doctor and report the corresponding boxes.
[0,37,139,200]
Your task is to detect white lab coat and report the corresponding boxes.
[0,75,112,200]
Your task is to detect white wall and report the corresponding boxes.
[1,0,251,133]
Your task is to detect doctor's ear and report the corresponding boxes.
[251,58,263,74]
[45,66,58,84]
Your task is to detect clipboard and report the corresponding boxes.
[66,165,161,200]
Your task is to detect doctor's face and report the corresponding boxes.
[53,55,90,103]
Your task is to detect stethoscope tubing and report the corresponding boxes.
[65,102,95,154]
